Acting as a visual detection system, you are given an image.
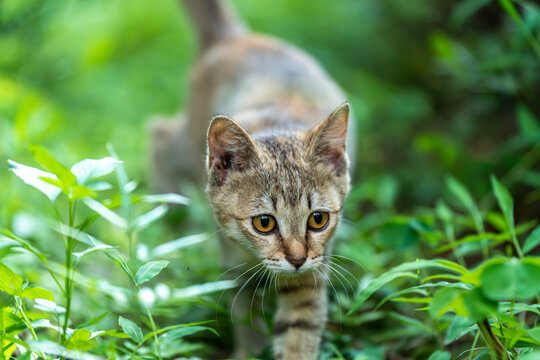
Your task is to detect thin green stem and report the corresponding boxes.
[477,319,509,360]
[499,0,540,65]
[61,199,76,344]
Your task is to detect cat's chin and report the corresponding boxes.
[262,258,320,276]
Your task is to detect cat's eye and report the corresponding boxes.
[252,215,277,233]
[307,211,329,231]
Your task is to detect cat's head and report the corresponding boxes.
[206,103,351,275]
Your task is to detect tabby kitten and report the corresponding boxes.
[152,1,354,358]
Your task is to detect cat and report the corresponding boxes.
[151,1,355,359]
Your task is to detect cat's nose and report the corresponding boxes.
[286,256,306,269]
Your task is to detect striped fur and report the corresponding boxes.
[151,1,353,358]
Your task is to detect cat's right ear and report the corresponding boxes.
[207,115,259,186]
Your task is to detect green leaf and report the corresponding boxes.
[518,350,540,360]
[142,193,190,205]
[480,257,540,301]
[350,272,418,314]
[7,160,61,202]
[133,204,168,231]
[151,233,208,258]
[83,198,127,229]
[135,260,169,285]
[161,326,218,340]
[21,287,54,301]
[445,316,475,344]
[523,225,540,254]
[66,329,95,351]
[429,287,467,318]
[118,316,143,344]
[29,145,76,192]
[427,350,451,360]
[170,280,237,300]
[445,176,482,229]
[490,175,514,235]
[0,263,23,296]
[388,312,434,334]
[517,105,540,140]
[70,157,122,185]
[463,288,498,321]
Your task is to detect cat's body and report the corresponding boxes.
[152,1,354,358]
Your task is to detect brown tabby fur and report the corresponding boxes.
[151,1,354,359]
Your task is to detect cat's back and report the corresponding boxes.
[191,34,347,130]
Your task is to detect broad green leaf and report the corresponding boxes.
[83,198,127,229]
[118,316,143,343]
[133,204,168,231]
[429,287,467,318]
[71,157,122,185]
[463,288,498,321]
[427,350,451,360]
[71,184,96,200]
[29,145,76,192]
[500,302,540,316]
[142,193,190,205]
[523,225,540,254]
[7,160,61,202]
[151,233,209,258]
[135,260,169,285]
[66,329,95,351]
[480,257,540,301]
[0,263,23,296]
[34,299,66,313]
[21,287,54,301]
[490,175,514,234]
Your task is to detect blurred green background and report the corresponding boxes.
[1,0,540,358]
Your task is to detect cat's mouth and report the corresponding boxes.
[262,257,321,275]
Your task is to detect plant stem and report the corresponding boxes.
[477,319,509,360]
[62,199,75,344]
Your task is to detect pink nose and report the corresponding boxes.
[286,256,306,269]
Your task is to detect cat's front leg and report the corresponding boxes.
[273,272,327,360]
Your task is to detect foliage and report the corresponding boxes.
[1,0,540,359]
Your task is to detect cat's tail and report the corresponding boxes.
[181,0,247,51]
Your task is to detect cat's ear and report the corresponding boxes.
[307,103,350,175]
[207,115,259,185]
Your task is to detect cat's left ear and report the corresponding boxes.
[207,115,259,186]
[307,103,350,175]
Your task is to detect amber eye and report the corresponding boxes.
[252,215,277,233]
[307,211,329,231]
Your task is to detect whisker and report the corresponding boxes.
[328,254,365,270]
[250,268,268,333]
[324,261,355,293]
[230,263,264,325]
[326,258,359,284]
[321,262,354,295]
[316,267,343,331]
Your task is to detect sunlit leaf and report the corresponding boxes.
[29,145,76,192]
[29,340,101,360]
[66,329,95,351]
[0,263,23,296]
[83,198,127,229]
[429,287,467,318]
[71,157,122,184]
[21,287,54,301]
[7,160,61,202]
[170,280,237,300]
[133,204,168,231]
[445,316,475,344]
[151,233,208,258]
[135,260,169,285]
[118,316,143,343]
[142,193,190,205]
